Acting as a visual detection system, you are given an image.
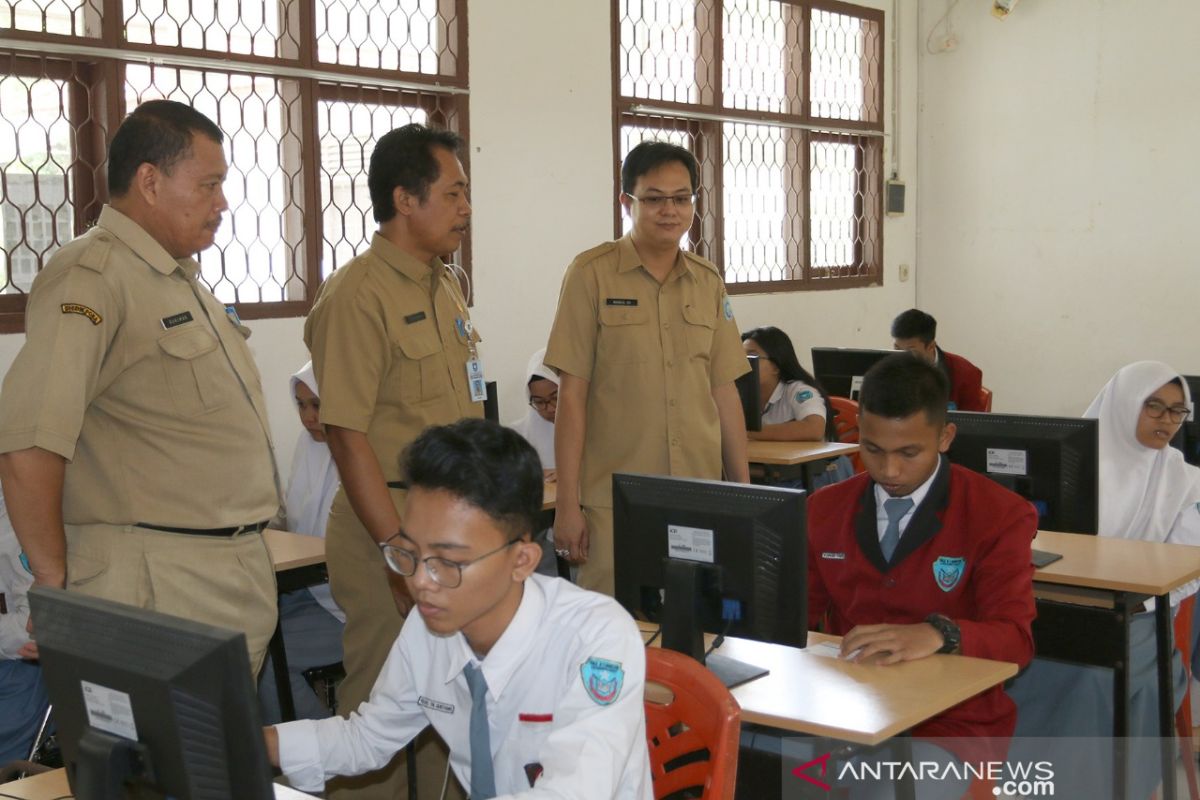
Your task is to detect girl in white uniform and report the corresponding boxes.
[508,348,560,575]
[258,361,346,724]
[741,326,853,489]
[1008,360,1200,797]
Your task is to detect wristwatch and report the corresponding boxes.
[925,613,961,654]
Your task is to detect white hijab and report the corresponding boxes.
[286,362,344,621]
[1084,360,1200,542]
[508,347,557,470]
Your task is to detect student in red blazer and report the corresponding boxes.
[891,308,986,411]
[807,354,1036,768]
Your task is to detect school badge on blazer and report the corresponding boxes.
[580,657,624,706]
[933,556,966,592]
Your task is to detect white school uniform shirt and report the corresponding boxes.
[277,573,653,799]
[761,379,826,426]
[0,494,34,659]
[508,347,557,471]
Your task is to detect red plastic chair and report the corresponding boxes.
[829,395,865,474]
[644,647,741,800]
[979,387,993,412]
[1174,595,1200,800]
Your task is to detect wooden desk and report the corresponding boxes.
[0,768,319,799]
[640,624,1016,747]
[264,529,330,723]
[541,479,556,511]
[1030,530,1200,800]
[745,440,860,489]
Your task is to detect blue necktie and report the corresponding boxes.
[463,663,496,799]
[880,497,914,563]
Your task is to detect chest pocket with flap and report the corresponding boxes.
[393,324,450,405]
[681,302,717,362]
[156,326,232,416]
[598,304,648,365]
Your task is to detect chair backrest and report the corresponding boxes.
[828,396,865,474]
[644,648,741,800]
[979,386,994,412]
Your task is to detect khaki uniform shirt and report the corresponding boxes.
[303,234,482,483]
[0,206,280,527]
[545,235,748,508]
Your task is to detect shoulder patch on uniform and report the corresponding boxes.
[723,295,734,321]
[19,552,32,575]
[61,303,102,325]
[933,556,966,592]
[580,657,624,706]
[794,389,814,404]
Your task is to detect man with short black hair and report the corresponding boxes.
[546,141,750,595]
[0,99,281,673]
[304,122,481,799]
[267,419,652,799]
[806,354,1035,783]
[890,308,986,411]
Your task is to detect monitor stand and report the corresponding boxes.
[660,559,769,689]
[73,727,151,800]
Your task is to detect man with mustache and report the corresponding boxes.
[0,100,281,674]
[304,123,482,799]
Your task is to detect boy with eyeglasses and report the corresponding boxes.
[545,140,750,596]
[265,418,652,799]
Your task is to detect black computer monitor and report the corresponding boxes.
[29,586,274,800]
[1171,375,1200,467]
[810,347,892,399]
[945,412,1099,534]
[612,473,806,688]
[734,355,762,432]
[483,380,499,423]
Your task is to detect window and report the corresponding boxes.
[615,0,884,292]
[0,0,467,331]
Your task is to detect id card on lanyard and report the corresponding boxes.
[454,309,486,403]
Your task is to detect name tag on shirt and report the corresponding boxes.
[161,311,194,329]
[821,552,846,560]
[417,696,455,714]
[404,311,427,324]
[605,298,638,306]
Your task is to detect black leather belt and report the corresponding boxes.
[135,520,269,537]
[386,481,408,489]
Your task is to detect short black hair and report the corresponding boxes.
[402,418,543,539]
[890,308,937,344]
[860,353,950,427]
[108,100,224,196]
[741,325,835,440]
[621,141,699,195]
[369,123,463,223]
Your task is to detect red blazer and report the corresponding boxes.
[807,459,1036,746]
[939,348,985,411]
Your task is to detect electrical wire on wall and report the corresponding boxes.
[925,0,961,55]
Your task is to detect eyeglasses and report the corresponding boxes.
[1143,399,1191,425]
[625,193,695,210]
[529,394,558,412]
[379,535,520,589]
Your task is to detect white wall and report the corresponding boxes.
[916,0,1200,416]
[1,0,919,472]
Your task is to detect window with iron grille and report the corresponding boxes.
[614,0,884,293]
[0,0,467,331]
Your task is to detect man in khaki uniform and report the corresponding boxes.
[304,123,480,800]
[546,141,751,596]
[0,100,280,673]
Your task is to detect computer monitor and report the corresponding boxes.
[945,412,1099,534]
[28,586,274,800]
[1170,375,1200,467]
[734,355,762,432]
[811,347,892,399]
[612,473,807,688]
[483,380,499,423]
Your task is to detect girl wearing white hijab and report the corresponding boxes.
[258,362,346,724]
[508,348,561,576]
[1008,361,1200,796]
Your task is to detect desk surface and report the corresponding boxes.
[264,528,326,572]
[641,625,1016,746]
[745,439,859,465]
[1033,530,1200,595]
[542,479,556,511]
[0,769,319,799]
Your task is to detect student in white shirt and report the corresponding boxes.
[258,362,346,724]
[1008,360,1200,797]
[266,418,652,799]
[508,348,561,576]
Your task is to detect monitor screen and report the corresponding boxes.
[1171,375,1200,467]
[612,474,806,687]
[945,412,1099,534]
[483,380,499,423]
[29,587,275,800]
[810,347,893,399]
[734,355,762,432]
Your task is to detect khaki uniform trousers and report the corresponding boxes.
[64,523,278,675]
[325,489,465,800]
[576,505,615,597]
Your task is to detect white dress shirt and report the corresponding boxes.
[276,573,652,799]
[761,379,827,426]
[873,462,940,543]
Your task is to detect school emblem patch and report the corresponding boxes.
[580,657,624,706]
[933,556,966,592]
[794,390,813,404]
[723,296,734,321]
